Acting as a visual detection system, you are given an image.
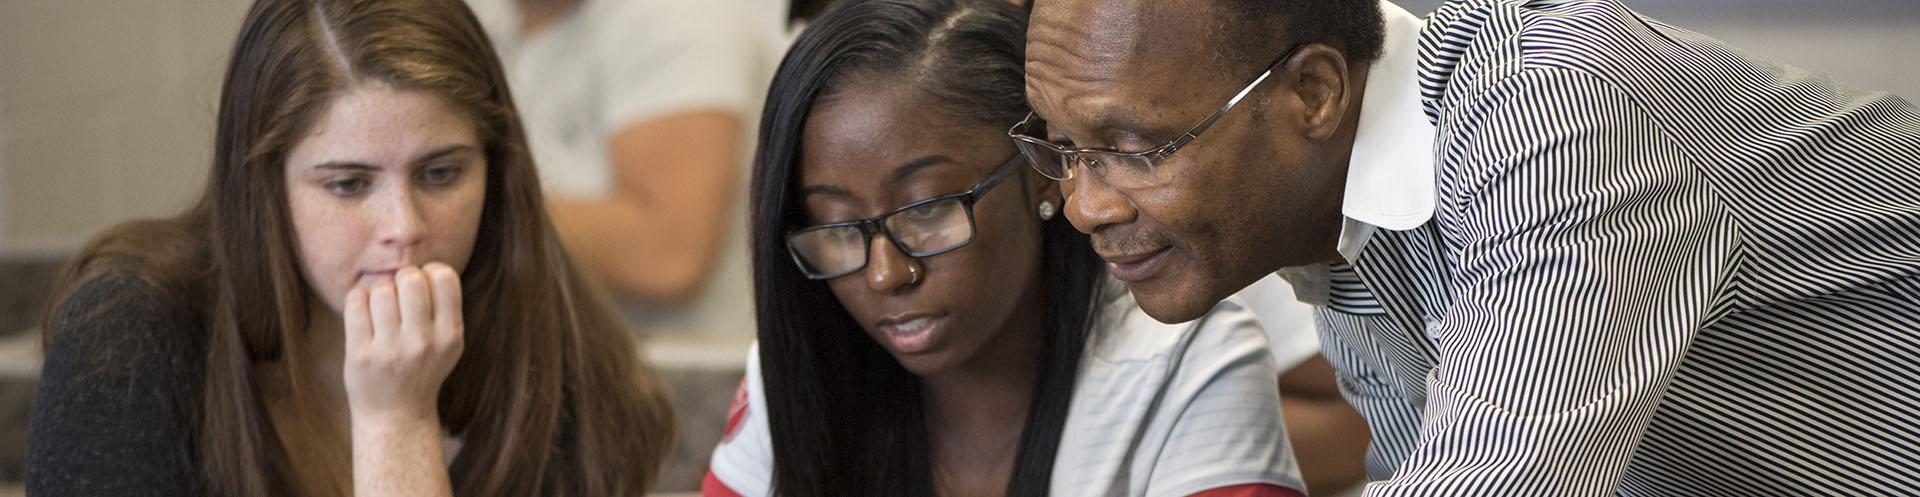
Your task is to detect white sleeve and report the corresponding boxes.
[595,0,764,131]
[1144,299,1306,497]
[706,343,774,496]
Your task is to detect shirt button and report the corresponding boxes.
[1423,316,1444,339]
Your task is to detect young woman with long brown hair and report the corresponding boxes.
[25,0,673,495]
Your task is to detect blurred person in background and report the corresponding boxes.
[465,0,776,337]
[26,0,673,495]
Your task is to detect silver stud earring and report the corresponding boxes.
[1038,201,1057,220]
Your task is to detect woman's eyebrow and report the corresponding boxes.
[802,154,957,199]
[890,154,955,183]
[313,161,379,171]
[411,144,476,164]
[802,184,852,198]
[308,145,476,172]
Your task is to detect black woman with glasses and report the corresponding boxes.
[701,0,1303,496]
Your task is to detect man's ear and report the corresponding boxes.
[1283,43,1353,141]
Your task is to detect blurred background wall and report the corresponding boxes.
[0,1,247,256]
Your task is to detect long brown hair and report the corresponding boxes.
[40,0,673,495]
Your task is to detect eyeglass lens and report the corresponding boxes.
[1012,118,1158,189]
[788,196,974,278]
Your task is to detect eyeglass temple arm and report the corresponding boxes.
[1164,44,1306,156]
[970,152,1030,194]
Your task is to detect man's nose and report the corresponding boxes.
[1061,168,1137,235]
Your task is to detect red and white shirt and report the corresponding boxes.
[705,286,1304,497]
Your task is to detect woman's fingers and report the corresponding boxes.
[423,262,464,349]
[395,267,434,347]
[343,264,464,422]
[344,286,373,352]
[368,275,402,346]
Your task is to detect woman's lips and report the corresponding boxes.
[877,313,946,354]
[1101,246,1172,282]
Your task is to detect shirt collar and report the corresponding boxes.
[1336,0,1435,261]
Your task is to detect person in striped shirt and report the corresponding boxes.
[1018,0,1920,495]
[705,0,1304,495]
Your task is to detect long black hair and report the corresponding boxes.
[748,0,1103,495]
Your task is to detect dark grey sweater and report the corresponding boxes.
[27,272,205,495]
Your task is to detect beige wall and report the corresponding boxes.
[0,0,247,255]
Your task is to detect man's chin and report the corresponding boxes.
[1123,279,1219,324]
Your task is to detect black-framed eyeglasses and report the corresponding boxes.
[1008,43,1307,190]
[785,152,1027,280]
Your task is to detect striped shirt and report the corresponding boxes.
[1294,0,1920,495]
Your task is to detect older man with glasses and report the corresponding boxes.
[1019,0,1920,495]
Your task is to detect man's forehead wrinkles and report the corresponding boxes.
[1025,21,1133,78]
[1027,2,1160,126]
[1024,62,1181,128]
[1033,0,1163,61]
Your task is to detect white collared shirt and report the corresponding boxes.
[1334,0,1437,261]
